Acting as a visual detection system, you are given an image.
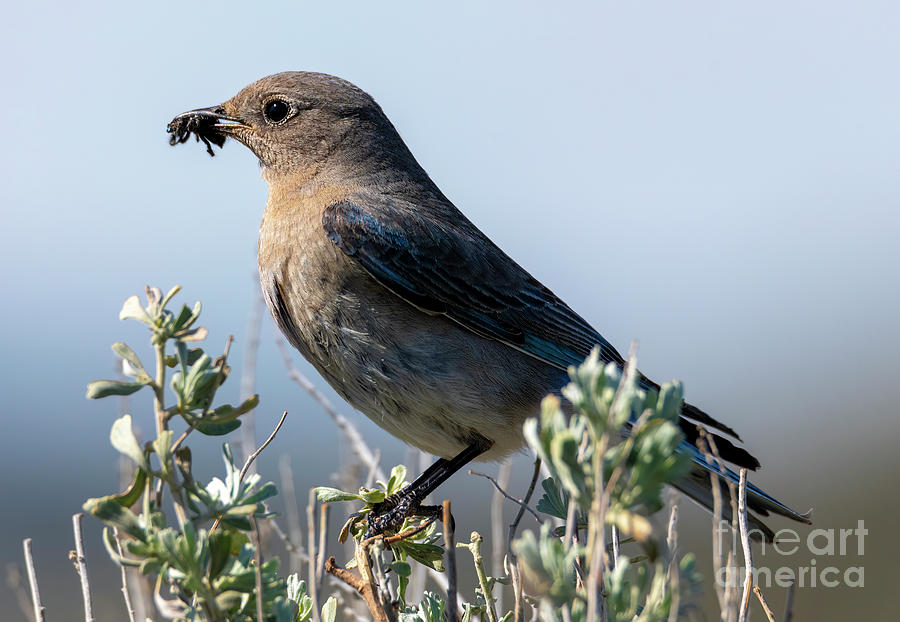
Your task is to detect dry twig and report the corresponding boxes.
[22,539,45,622]
[70,514,95,622]
[666,505,680,622]
[113,529,138,622]
[469,469,543,524]
[443,500,459,622]
[325,556,390,622]
[240,410,288,484]
[316,502,330,597]
[307,489,323,622]
[251,517,265,622]
[737,469,753,622]
[492,459,512,613]
[509,457,541,622]
[278,339,386,482]
[209,411,288,534]
[753,585,776,622]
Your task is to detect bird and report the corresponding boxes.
[168,71,810,538]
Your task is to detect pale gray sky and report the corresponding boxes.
[0,1,896,618]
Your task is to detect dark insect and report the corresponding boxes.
[167,112,227,157]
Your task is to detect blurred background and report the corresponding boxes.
[0,1,896,619]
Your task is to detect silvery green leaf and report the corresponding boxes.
[159,285,182,310]
[86,380,146,399]
[316,487,363,503]
[535,477,568,519]
[111,342,149,378]
[119,295,151,324]
[110,415,150,472]
[153,430,173,473]
[83,496,146,541]
[387,464,407,495]
[321,596,337,622]
[359,489,386,504]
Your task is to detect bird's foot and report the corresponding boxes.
[365,492,445,539]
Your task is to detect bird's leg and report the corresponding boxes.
[366,438,491,537]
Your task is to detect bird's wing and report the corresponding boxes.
[323,197,747,449]
[322,198,623,371]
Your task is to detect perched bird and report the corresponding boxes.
[168,72,809,537]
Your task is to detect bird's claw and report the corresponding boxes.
[365,494,447,539]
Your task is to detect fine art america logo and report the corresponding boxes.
[716,520,866,588]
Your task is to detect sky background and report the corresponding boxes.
[0,1,897,619]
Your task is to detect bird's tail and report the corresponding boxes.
[671,437,812,542]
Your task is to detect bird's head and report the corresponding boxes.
[168,72,405,178]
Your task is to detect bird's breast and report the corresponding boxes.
[256,192,564,460]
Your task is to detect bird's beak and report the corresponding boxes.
[167,106,249,156]
[168,106,248,133]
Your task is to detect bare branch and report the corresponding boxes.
[307,489,323,622]
[753,585,776,622]
[492,459,512,614]
[325,556,389,622]
[251,517,266,622]
[316,502,330,598]
[469,469,543,524]
[443,500,459,622]
[509,457,542,546]
[508,457,541,622]
[665,504,680,622]
[270,520,309,562]
[277,339,385,482]
[240,410,288,484]
[737,469,753,622]
[70,514,95,622]
[209,411,288,535]
[22,539,45,622]
[112,529,137,622]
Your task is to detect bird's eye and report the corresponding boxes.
[263,99,290,124]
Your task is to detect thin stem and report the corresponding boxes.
[698,434,728,614]
[316,502,329,598]
[469,469,543,524]
[153,343,167,436]
[239,411,288,484]
[753,586,776,622]
[22,538,45,622]
[443,500,458,622]
[308,489,323,622]
[665,504,680,622]
[270,520,308,561]
[491,459,511,614]
[152,340,189,526]
[252,517,265,622]
[737,469,753,622]
[70,514,95,622]
[508,457,541,622]
[458,532,498,622]
[278,339,385,482]
[112,529,137,622]
[210,411,288,533]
